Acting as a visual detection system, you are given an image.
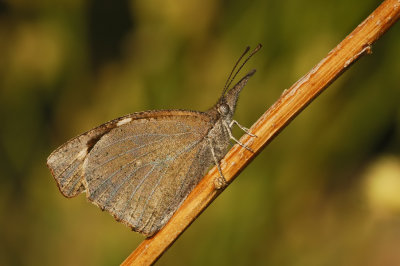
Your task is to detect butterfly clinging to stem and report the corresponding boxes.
[47,44,262,236]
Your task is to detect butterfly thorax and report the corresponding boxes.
[204,101,234,162]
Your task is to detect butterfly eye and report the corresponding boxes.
[218,104,230,116]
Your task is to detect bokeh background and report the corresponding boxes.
[1,0,400,265]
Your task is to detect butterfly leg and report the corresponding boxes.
[208,138,227,189]
[223,121,254,153]
[229,120,257,137]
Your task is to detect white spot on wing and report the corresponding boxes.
[77,149,87,160]
[117,117,132,126]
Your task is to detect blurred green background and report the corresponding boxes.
[1,0,400,265]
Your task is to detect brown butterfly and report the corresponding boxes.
[47,44,261,236]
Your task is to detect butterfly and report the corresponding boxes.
[47,44,261,236]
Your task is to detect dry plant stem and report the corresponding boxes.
[122,1,400,265]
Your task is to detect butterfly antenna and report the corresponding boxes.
[222,44,262,96]
[222,46,250,96]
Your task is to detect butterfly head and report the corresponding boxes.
[217,69,256,122]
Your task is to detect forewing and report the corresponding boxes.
[82,111,214,236]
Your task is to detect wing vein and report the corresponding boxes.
[97,129,195,152]
[91,130,199,171]
[135,139,203,229]
[89,145,157,199]
[123,163,159,222]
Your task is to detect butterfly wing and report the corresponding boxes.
[47,115,126,198]
[47,110,215,236]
